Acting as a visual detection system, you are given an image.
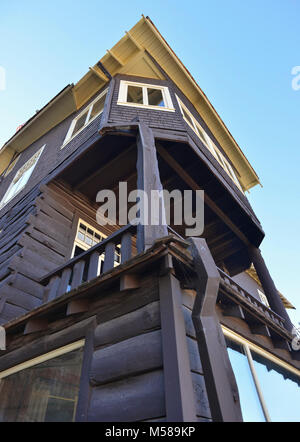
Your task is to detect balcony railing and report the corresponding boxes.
[40,223,137,302]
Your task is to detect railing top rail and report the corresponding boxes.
[217,267,286,325]
[40,223,137,285]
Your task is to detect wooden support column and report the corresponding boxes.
[159,258,197,422]
[248,245,293,331]
[136,123,168,252]
[189,237,243,422]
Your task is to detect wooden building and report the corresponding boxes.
[0,16,299,422]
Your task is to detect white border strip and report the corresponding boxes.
[222,325,300,377]
[0,339,85,380]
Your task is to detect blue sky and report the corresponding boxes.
[1,0,299,323]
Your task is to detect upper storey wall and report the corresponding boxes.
[0,73,251,220]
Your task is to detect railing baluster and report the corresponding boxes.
[46,275,60,302]
[87,251,100,281]
[103,242,115,273]
[121,231,132,264]
[58,268,72,296]
[71,260,85,290]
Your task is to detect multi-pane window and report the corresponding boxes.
[0,146,45,209]
[72,219,120,271]
[223,327,300,422]
[117,80,174,111]
[62,88,108,147]
[0,342,84,422]
[176,96,243,190]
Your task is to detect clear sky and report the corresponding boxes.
[1,0,299,324]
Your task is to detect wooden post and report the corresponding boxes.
[159,259,197,421]
[136,123,168,253]
[248,245,293,331]
[189,237,243,422]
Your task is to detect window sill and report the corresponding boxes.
[117,101,175,112]
[61,111,103,150]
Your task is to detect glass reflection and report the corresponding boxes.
[251,351,300,422]
[0,347,83,422]
[226,339,266,422]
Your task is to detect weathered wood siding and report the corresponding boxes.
[181,288,212,422]
[0,269,168,422]
[0,181,121,324]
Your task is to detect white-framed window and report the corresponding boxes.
[176,95,243,190]
[62,88,108,148]
[71,219,120,271]
[0,340,84,422]
[257,289,270,307]
[117,80,175,111]
[0,145,45,209]
[223,326,300,422]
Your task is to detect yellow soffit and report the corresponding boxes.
[88,15,260,190]
[1,16,260,190]
[246,266,295,310]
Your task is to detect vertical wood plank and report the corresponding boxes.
[87,251,100,281]
[57,268,72,296]
[46,275,60,302]
[102,242,115,273]
[71,260,85,290]
[120,232,132,264]
[136,123,168,253]
[159,264,197,422]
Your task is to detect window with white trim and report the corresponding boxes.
[176,96,243,190]
[117,80,174,111]
[62,88,108,147]
[223,327,300,422]
[0,341,84,422]
[257,288,270,307]
[0,145,45,209]
[71,219,120,276]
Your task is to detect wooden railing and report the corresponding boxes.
[218,267,286,329]
[40,223,137,302]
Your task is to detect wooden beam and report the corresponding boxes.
[159,262,197,421]
[156,143,251,246]
[24,318,48,335]
[120,274,140,291]
[189,237,243,422]
[74,144,136,190]
[222,304,245,320]
[89,66,108,82]
[106,49,124,66]
[125,31,143,51]
[136,124,168,252]
[66,299,90,315]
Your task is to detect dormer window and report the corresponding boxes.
[62,88,108,147]
[117,80,174,111]
[0,145,45,209]
[176,95,242,191]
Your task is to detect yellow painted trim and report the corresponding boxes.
[0,340,85,379]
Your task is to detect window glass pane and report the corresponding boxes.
[251,351,300,422]
[225,339,266,422]
[182,106,194,128]
[89,93,106,120]
[73,111,88,135]
[147,88,165,106]
[0,347,83,422]
[127,85,143,104]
